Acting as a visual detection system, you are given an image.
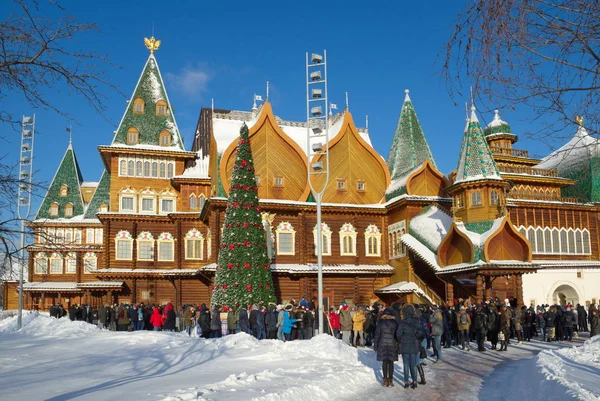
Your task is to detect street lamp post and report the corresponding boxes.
[306,51,329,334]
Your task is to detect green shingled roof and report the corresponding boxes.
[454,106,502,185]
[111,54,184,150]
[84,170,110,218]
[36,146,85,219]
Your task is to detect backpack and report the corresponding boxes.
[460,313,468,325]
[474,314,483,330]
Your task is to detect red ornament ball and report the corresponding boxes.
[246,285,252,291]
[244,263,250,269]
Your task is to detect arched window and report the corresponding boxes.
[34,253,48,274]
[575,230,583,254]
[127,128,139,145]
[83,252,97,273]
[49,252,63,274]
[159,130,171,146]
[560,230,568,253]
[339,223,357,256]
[551,228,560,254]
[535,228,544,253]
[151,162,158,177]
[65,252,77,273]
[313,223,332,256]
[62,203,73,217]
[120,159,127,175]
[567,229,575,253]
[133,98,145,114]
[185,228,204,260]
[99,203,108,213]
[136,161,143,176]
[127,160,135,176]
[527,228,536,251]
[156,100,167,116]
[583,230,591,254]
[167,163,174,178]
[544,229,552,253]
[60,184,68,197]
[490,190,499,205]
[471,190,482,206]
[119,187,137,213]
[206,228,212,260]
[157,232,174,261]
[159,162,166,178]
[115,231,133,260]
[189,194,197,210]
[143,161,150,177]
[50,202,59,216]
[137,231,154,261]
[198,195,206,211]
[365,225,382,257]
[276,222,295,255]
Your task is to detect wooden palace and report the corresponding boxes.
[4,39,600,311]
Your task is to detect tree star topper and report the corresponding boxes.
[144,36,161,54]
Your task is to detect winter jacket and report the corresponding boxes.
[374,311,399,362]
[295,310,306,330]
[352,309,366,331]
[499,311,510,331]
[513,309,523,331]
[265,306,277,331]
[474,310,489,332]
[282,310,298,334]
[98,306,107,324]
[303,310,314,333]
[227,309,238,330]
[329,312,341,330]
[277,308,285,328]
[396,305,424,355]
[339,308,353,331]
[544,311,557,328]
[430,309,444,336]
[488,310,499,332]
[564,310,574,328]
[210,307,221,331]
[591,315,600,337]
[199,304,211,333]
[256,308,265,329]
[536,313,546,329]
[128,307,138,323]
[239,308,250,332]
[150,308,163,328]
[164,305,176,330]
[183,309,194,328]
[457,310,471,331]
[118,307,130,325]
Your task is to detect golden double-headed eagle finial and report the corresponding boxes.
[576,115,584,126]
[144,36,161,54]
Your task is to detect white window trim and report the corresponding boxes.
[157,232,175,262]
[159,190,177,214]
[339,223,357,256]
[115,231,133,261]
[49,253,63,274]
[313,223,332,256]
[83,252,97,274]
[139,196,157,214]
[65,253,77,274]
[365,225,382,257]
[137,231,155,261]
[516,225,592,255]
[276,222,296,256]
[34,253,48,274]
[184,229,204,260]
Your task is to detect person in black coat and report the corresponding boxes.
[265,305,278,339]
[396,304,425,389]
[210,305,222,338]
[374,308,399,388]
[198,303,211,338]
[49,304,58,318]
[239,305,250,334]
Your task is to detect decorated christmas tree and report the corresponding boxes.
[211,123,276,306]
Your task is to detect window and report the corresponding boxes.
[65,253,77,273]
[95,228,103,244]
[64,203,73,217]
[143,161,150,177]
[86,228,95,244]
[568,230,576,253]
[337,179,346,190]
[255,176,261,186]
[535,228,544,254]
[34,253,48,274]
[127,128,139,145]
[60,184,68,197]
[121,196,135,212]
[49,253,63,274]
[552,228,560,253]
[583,230,591,254]
[65,228,73,244]
[128,160,135,176]
[140,197,155,213]
[115,231,133,260]
[207,229,212,260]
[198,195,206,211]
[133,98,145,114]
[141,291,150,300]
[56,228,64,244]
[313,223,332,256]
[157,232,174,261]
[156,100,167,116]
[159,130,171,147]
[455,195,463,209]
[161,199,174,213]
[99,203,108,213]
[120,160,127,175]
[50,202,59,216]
[388,221,407,258]
[365,225,382,257]
[74,228,82,244]
[185,229,204,260]
[276,222,295,255]
[152,162,158,177]
[136,161,143,176]
[159,162,166,178]
[83,252,97,273]
[520,225,592,255]
[274,177,283,187]
[137,232,154,261]
[339,223,357,256]
[471,190,482,206]
[357,181,366,191]
[560,229,569,253]
[167,163,174,178]
[490,190,499,205]
[189,194,197,210]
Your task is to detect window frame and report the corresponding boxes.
[157,232,175,262]
[83,252,97,273]
[159,130,171,147]
[313,223,332,256]
[115,231,133,261]
[34,253,48,274]
[156,100,167,116]
[65,252,77,274]
[471,190,482,206]
[126,127,139,145]
[133,98,145,114]
[137,232,155,261]
[184,229,204,260]
[49,253,63,274]
[365,224,382,257]
[339,223,357,256]
[50,202,59,216]
[276,222,296,256]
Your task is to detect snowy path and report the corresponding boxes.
[0,313,597,401]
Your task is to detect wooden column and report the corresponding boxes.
[132,279,137,304]
[515,274,524,306]
[485,276,493,301]
[446,281,454,305]
[41,292,46,310]
[475,274,484,304]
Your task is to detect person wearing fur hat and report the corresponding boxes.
[339,303,353,345]
[276,305,285,340]
[282,304,299,341]
[429,305,444,363]
[397,304,425,389]
[352,307,367,346]
[457,306,471,351]
[374,308,399,388]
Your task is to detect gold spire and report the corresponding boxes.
[144,36,161,54]
[576,115,584,126]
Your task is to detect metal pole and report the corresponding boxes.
[316,193,323,334]
[17,219,25,328]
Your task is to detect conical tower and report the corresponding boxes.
[448,105,508,231]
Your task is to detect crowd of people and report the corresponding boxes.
[48,296,600,389]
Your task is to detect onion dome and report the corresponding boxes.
[484,110,518,142]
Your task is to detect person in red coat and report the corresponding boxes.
[329,308,341,339]
[150,307,163,331]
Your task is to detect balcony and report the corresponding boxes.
[508,193,578,203]
[490,146,530,158]
[498,164,559,178]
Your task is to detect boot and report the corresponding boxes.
[417,365,426,385]
[382,377,388,387]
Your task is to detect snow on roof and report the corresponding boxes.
[533,260,600,268]
[22,281,124,291]
[76,281,124,288]
[436,260,536,274]
[408,206,453,251]
[32,215,101,225]
[104,143,193,154]
[81,182,98,188]
[175,148,210,179]
[385,172,412,195]
[486,110,509,128]
[375,281,434,304]
[95,268,202,276]
[535,126,599,171]
[401,233,441,271]
[454,217,504,248]
[212,108,372,154]
[200,263,394,274]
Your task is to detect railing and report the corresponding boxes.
[410,270,443,306]
[490,146,530,158]
[508,193,579,203]
[498,164,559,177]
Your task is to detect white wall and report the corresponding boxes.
[522,268,600,306]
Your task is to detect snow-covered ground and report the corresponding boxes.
[0,311,598,401]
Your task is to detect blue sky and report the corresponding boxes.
[2,0,573,210]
